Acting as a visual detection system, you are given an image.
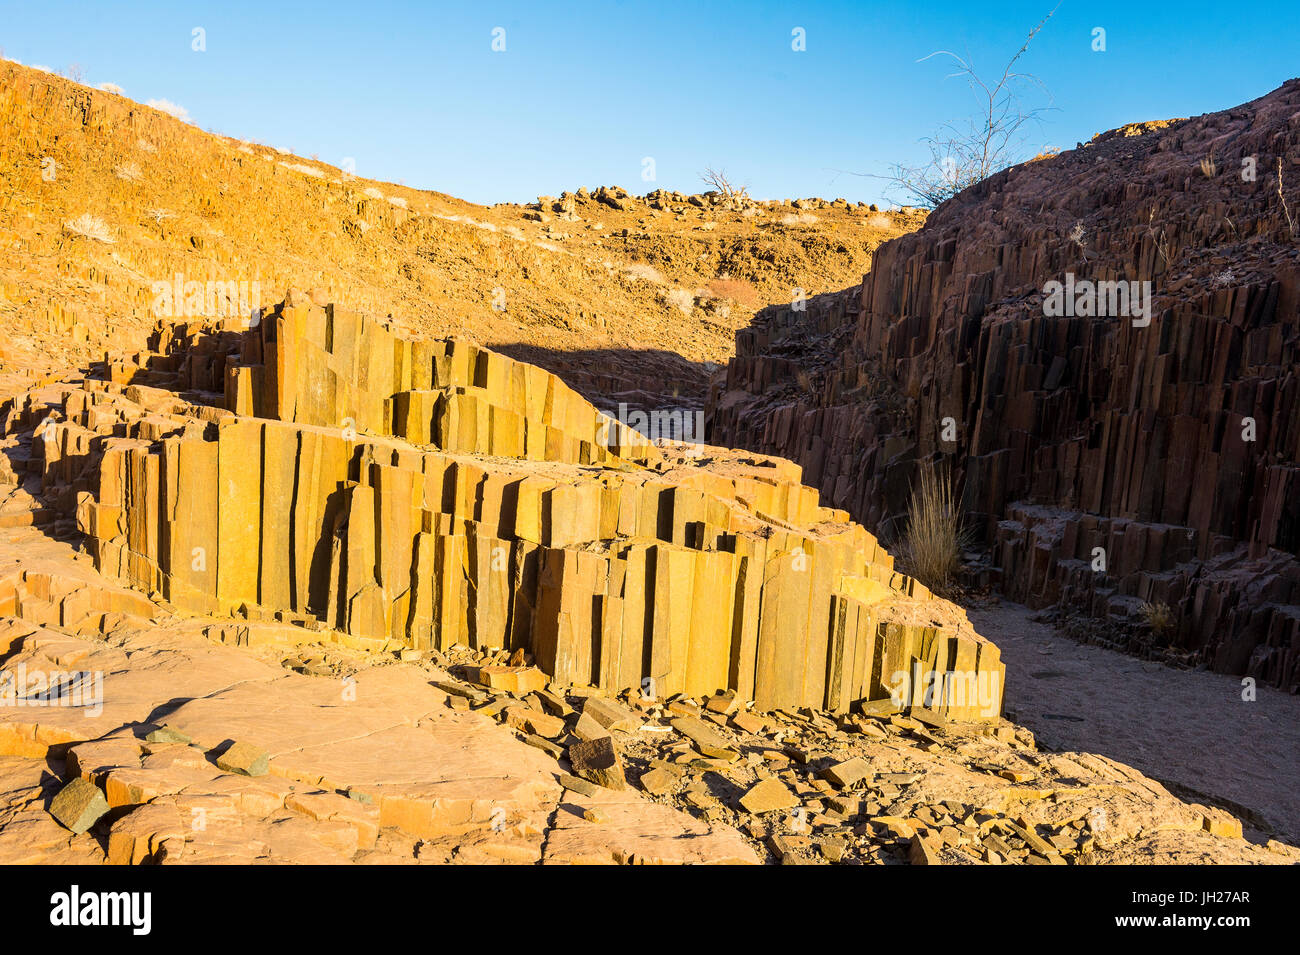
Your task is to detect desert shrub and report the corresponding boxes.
[887,7,1057,209]
[700,167,748,201]
[705,275,758,307]
[625,263,664,283]
[664,287,694,314]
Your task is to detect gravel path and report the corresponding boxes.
[968,599,1300,845]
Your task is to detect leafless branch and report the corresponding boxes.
[886,4,1060,209]
[1279,157,1297,237]
[700,167,748,201]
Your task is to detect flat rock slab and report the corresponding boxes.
[670,716,738,760]
[0,552,760,863]
[739,778,799,814]
[544,786,759,865]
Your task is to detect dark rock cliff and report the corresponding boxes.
[709,81,1300,689]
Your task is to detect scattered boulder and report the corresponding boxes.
[145,724,192,745]
[568,736,627,790]
[215,741,270,777]
[50,778,110,834]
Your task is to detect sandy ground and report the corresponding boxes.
[968,599,1300,846]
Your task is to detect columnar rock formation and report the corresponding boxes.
[6,301,1004,718]
[709,82,1300,689]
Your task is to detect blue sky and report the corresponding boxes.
[2,1,1296,206]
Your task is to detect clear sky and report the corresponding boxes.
[2,1,1297,206]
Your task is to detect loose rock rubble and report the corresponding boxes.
[405,641,1298,865]
[0,531,759,864]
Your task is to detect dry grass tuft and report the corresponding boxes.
[145,98,190,123]
[1138,601,1175,638]
[63,213,114,243]
[901,460,967,593]
[779,212,819,227]
[1278,158,1297,237]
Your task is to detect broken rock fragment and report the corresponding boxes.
[822,757,871,789]
[144,724,192,745]
[568,736,627,790]
[50,778,110,834]
[582,697,640,733]
[638,767,678,796]
[670,716,737,760]
[558,773,600,797]
[215,741,270,777]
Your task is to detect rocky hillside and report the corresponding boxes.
[0,59,921,413]
[709,80,1300,690]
